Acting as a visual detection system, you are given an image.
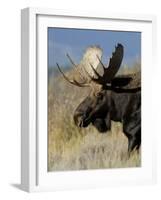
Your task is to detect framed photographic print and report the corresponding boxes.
[21,7,156,192]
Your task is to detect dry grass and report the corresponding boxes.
[48,63,141,172]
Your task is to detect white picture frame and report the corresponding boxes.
[21,7,157,192]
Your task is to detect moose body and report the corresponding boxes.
[74,88,141,153]
[57,43,141,153]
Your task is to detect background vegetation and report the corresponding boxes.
[48,62,141,171]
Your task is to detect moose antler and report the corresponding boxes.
[86,43,124,85]
[57,46,102,87]
[56,54,90,87]
[57,44,123,88]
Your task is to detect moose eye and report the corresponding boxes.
[96,92,103,99]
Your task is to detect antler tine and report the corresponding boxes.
[103,43,124,83]
[83,64,95,80]
[89,63,101,78]
[66,53,86,81]
[96,55,106,71]
[72,79,89,87]
[66,53,77,68]
[84,43,124,86]
[81,58,105,85]
[93,43,124,85]
[56,63,89,87]
[57,63,74,84]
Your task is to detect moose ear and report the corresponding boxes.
[111,76,132,87]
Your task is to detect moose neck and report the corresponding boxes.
[107,89,141,122]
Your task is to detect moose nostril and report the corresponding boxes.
[78,116,85,127]
[74,112,91,128]
[74,115,83,127]
[78,120,83,127]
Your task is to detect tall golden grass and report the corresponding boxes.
[48,63,141,171]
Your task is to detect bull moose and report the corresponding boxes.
[57,43,141,153]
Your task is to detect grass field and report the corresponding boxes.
[48,63,141,171]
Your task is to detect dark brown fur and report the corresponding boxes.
[74,76,141,153]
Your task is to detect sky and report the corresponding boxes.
[48,28,141,68]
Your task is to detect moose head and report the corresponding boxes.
[57,44,124,132]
